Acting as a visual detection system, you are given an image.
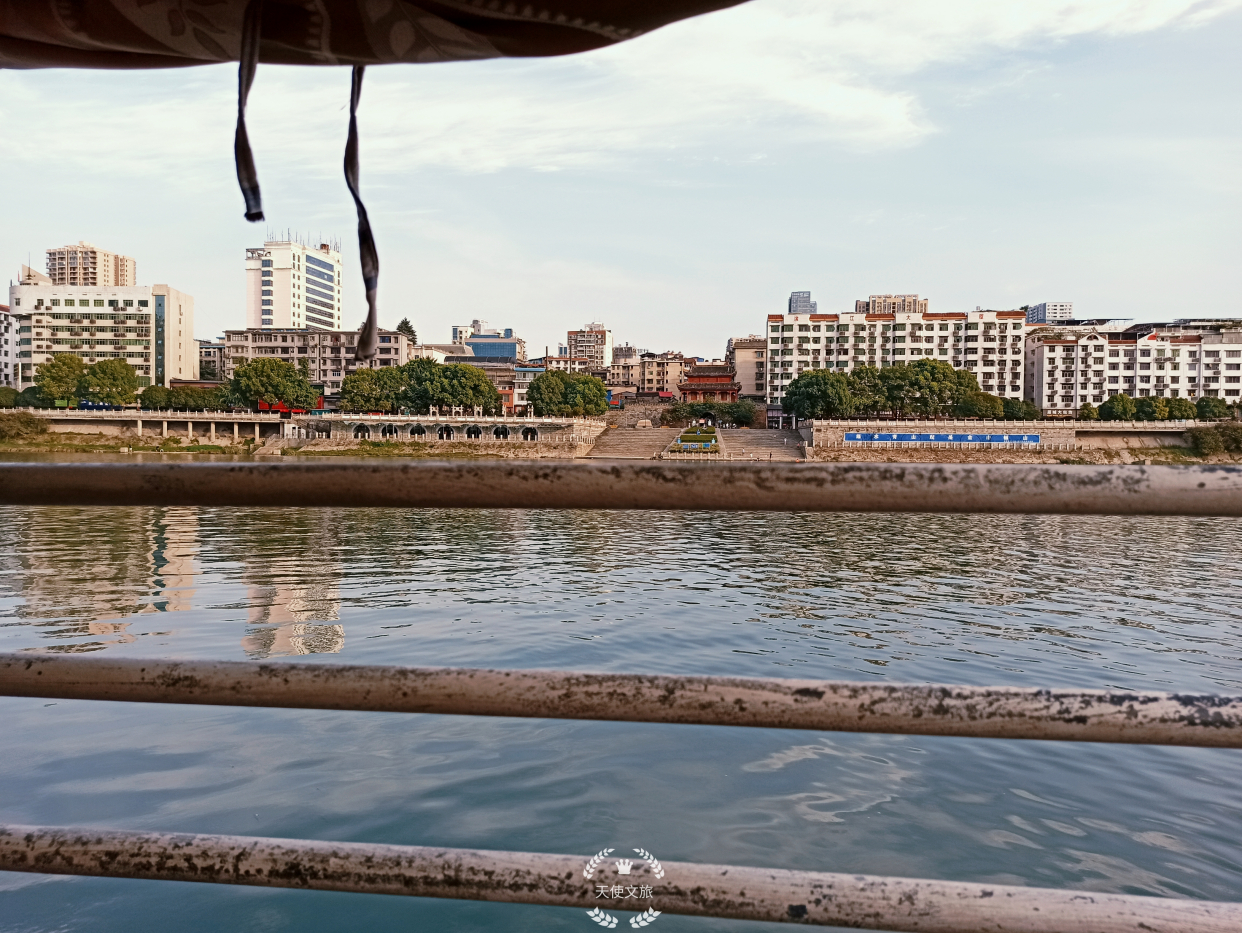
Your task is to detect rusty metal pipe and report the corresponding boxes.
[2,461,1242,514]
[0,823,1236,932]
[3,654,1241,747]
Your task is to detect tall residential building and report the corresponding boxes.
[46,241,136,287]
[765,302,1026,405]
[854,294,928,315]
[222,326,415,391]
[246,240,343,331]
[608,343,646,389]
[1026,302,1073,324]
[198,338,226,381]
[9,278,197,389]
[567,322,613,369]
[726,335,767,400]
[0,303,14,387]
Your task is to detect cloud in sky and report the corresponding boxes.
[1,0,1239,353]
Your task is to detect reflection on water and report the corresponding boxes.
[1,506,1241,931]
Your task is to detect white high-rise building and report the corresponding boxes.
[9,275,197,390]
[246,240,343,331]
[566,322,613,369]
[766,292,1026,406]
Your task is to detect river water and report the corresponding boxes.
[1,497,1241,931]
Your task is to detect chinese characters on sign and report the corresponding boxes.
[595,885,654,899]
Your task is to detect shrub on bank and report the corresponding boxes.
[0,411,50,440]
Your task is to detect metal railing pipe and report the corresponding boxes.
[1,461,1241,514]
[0,824,1236,932]
[3,655,1240,747]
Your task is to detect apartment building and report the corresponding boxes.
[1025,318,1242,413]
[608,343,644,388]
[766,292,1026,406]
[726,335,767,400]
[246,240,343,331]
[0,303,14,388]
[567,322,613,369]
[46,241,136,287]
[1026,302,1073,324]
[444,354,517,410]
[541,355,592,373]
[221,326,414,391]
[854,294,928,315]
[514,365,544,412]
[637,352,688,397]
[9,273,197,390]
[198,338,226,380]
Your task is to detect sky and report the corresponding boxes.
[2,0,1240,359]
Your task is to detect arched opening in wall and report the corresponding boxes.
[410,425,426,438]
[493,426,510,439]
[521,427,538,441]
[465,425,482,439]
[380,424,398,438]
[438,425,455,440]
[353,425,370,439]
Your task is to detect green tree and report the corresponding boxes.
[81,358,139,405]
[229,358,318,409]
[0,387,17,408]
[141,385,171,409]
[782,370,854,420]
[0,411,49,440]
[846,366,888,415]
[1197,396,1231,420]
[1186,426,1224,456]
[1135,396,1169,421]
[1002,397,1041,420]
[200,359,219,380]
[1166,397,1196,419]
[35,353,87,404]
[420,363,504,413]
[525,370,606,416]
[1077,401,1099,420]
[1099,393,1137,421]
[341,366,408,412]
[395,318,418,341]
[15,387,47,408]
[956,392,1004,419]
[891,359,973,418]
[1217,421,1242,452]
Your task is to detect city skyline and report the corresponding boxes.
[1,1,1238,363]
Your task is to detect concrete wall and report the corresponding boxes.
[809,419,1197,449]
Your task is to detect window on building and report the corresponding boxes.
[94,300,105,307]
[262,260,272,267]
[138,300,148,307]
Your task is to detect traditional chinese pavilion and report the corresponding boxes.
[678,362,741,402]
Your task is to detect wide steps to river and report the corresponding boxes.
[720,428,804,460]
[584,426,679,459]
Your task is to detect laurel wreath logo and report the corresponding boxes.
[632,848,665,880]
[586,907,619,928]
[583,848,615,879]
[629,908,662,928]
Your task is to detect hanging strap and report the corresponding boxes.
[346,65,380,361]
[234,0,264,222]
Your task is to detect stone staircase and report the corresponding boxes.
[584,426,680,460]
[719,428,805,461]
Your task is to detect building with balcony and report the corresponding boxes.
[0,303,14,388]
[854,294,928,315]
[637,352,688,398]
[1025,319,1242,414]
[221,326,414,391]
[246,240,343,331]
[726,335,767,400]
[46,241,136,287]
[1025,302,1074,324]
[766,292,1026,406]
[197,338,226,381]
[9,272,197,390]
[567,322,613,369]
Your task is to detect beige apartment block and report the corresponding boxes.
[854,294,929,315]
[726,335,767,400]
[637,351,687,397]
[10,275,197,389]
[46,241,136,287]
[566,322,613,369]
[222,326,415,391]
[246,240,343,331]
